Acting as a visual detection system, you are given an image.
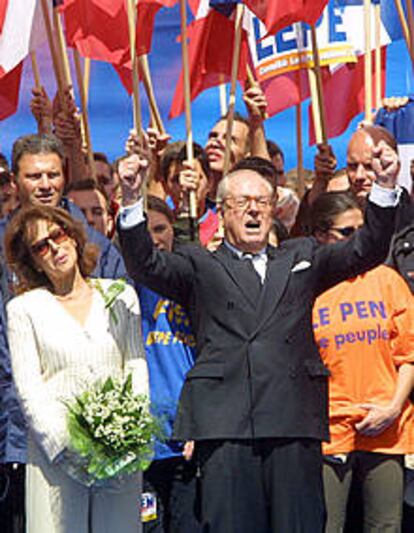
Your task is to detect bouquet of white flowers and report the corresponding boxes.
[66,373,161,481]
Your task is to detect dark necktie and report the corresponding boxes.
[241,253,262,295]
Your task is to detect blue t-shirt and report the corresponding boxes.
[138,285,196,460]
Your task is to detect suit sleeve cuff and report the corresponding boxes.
[368,182,401,207]
[118,198,145,229]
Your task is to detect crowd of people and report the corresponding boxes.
[0,80,413,533]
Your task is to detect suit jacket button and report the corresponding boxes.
[289,366,297,378]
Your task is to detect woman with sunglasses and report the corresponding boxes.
[310,191,414,532]
[4,205,148,533]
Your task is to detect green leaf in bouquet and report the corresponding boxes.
[67,412,95,458]
[104,279,127,307]
[92,278,127,325]
[66,375,165,482]
[101,376,114,394]
[122,373,133,395]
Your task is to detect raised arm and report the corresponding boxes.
[117,152,194,306]
[315,140,401,294]
[30,86,53,135]
[243,83,270,161]
[52,88,88,186]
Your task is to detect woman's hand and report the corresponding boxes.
[56,449,95,487]
[354,402,400,437]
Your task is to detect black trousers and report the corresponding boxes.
[196,438,326,533]
[142,456,202,533]
[0,464,25,533]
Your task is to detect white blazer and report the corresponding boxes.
[7,279,148,463]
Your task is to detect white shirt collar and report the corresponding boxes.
[223,239,267,259]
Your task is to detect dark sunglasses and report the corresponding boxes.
[330,225,360,237]
[31,227,69,257]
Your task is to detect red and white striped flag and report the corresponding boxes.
[0,0,49,120]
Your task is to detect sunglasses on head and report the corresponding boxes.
[330,226,360,237]
[31,227,69,257]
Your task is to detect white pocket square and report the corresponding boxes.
[291,260,312,272]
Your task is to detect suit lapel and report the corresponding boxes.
[251,245,296,335]
[213,245,260,309]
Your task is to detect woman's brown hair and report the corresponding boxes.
[5,205,99,293]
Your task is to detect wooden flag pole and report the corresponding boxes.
[309,25,327,144]
[223,3,245,176]
[308,68,323,144]
[40,0,66,105]
[84,58,91,109]
[139,54,165,134]
[126,0,143,142]
[30,51,41,89]
[53,9,72,90]
[296,102,305,199]
[53,9,90,147]
[80,58,92,149]
[179,0,197,223]
[294,27,306,197]
[73,49,96,181]
[364,0,373,122]
[393,0,414,66]
[374,1,382,110]
[246,64,256,87]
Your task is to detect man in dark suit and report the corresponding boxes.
[117,147,401,532]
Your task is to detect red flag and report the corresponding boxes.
[169,10,248,119]
[261,69,310,117]
[245,1,328,35]
[0,61,23,120]
[308,48,387,144]
[0,1,8,34]
[61,0,174,64]
[112,59,138,95]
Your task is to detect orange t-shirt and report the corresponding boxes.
[313,265,414,455]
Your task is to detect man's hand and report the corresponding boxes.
[54,112,82,144]
[354,402,400,437]
[176,160,201,215]
[183,440,194,461]
[30,86,53,134]
[125,128,170,157]
[382,96,409,112]
[52,87,79,120]
[52,88,82,148]
[371,140,400,189]
[146,127,171,158]
[314,143,337,182]
[179,160,200,195]
[243,83,267,124]
[118,152,149,207]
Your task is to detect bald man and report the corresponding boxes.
[310,125,412,234]
[346,125,413,231]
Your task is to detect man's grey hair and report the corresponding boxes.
[216,170,275,206]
